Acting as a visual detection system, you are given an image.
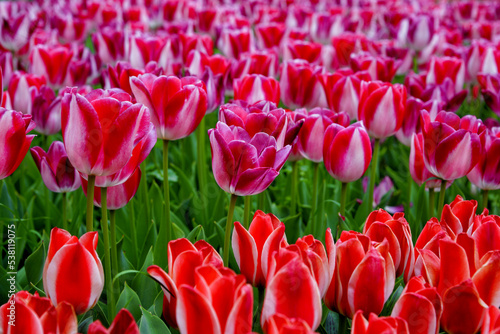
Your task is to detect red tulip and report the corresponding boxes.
[130,74,207,141]
[358,81,407,139]
[233,74,280,105]
[105,61,163,96]
[363,209,415,282]
[30,45,74,88]
[208,122,291,196]
[351,53,400,83]
[217,27,253,59]
[351,311,410,334]
[232,210,287,287]
[255,22,286,50]
[0,291,78,334]
[176,265,253,334]
[61,88,153,177]
[425,56,465,95]
[331,33,367,69]
[391,276,443,334]
[147,238,222,328]
[30,142,81,193]
[298,108,350,163]
[409,133,444,189]
[81,168,142,210]
[88,309,139,334]
[323,122,372,183]
[262,249,322,330]
[7,71,46,115]
[43,228,104,314]
[482,305,500,334]
[284,39,322,64]
[128,33,181,74]
[0,109,35,179]
[421,111,483,181]
[92,27,126,65]
[179,33,213,63]
[280,59,328,109]
[324,231,395,318]
[438,195,477,239]
[265,314,315,334]
[231,51,279,84]
[469,212,500,260]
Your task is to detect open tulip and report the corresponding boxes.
[233,74,280,105]
[0,109,35,180]
[43,228,104,315]
[87,309,139,334]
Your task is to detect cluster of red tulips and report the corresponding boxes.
[1,0,500,333]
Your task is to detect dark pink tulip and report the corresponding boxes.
[208,122,290,196]
[410,133,444,189]
[331,33,367,69]
[8,71,46,115]
[0,50,13,88]
[351,311,409,334]
[30,86,62,135]
[128,33,181,75]
[478,74,500,116]
[468,129,500,190]
[92,27,126,65]
[231,50,279,83]
[233,74,280,105]
[321,69,371,120]
[323,122,372,183]
[403,14,435,51]
[358,81,407,139]
[50,12,87,43]
[179,33,213,63]
[425,56,465,95]
[310,12,341,45]
[286,109,307,162]
[284,39,322,65]
[255,22,286,50]
[130,74,207,141]
[280,59,328,109]
[105,61,163,96]
[395,98,424,146]
[30,44,74,88]
[232,210,287,287]
[298,108,350,163]
[217,27,253,59]
[61,88,153,177]
[30,142,81,193]
[421,111,483,181]
[350,53,400,83]
[262,249,322,330]
[0,11,30,52]
[0,109,35,179]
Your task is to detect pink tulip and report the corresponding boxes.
[0,109,35,179]
[208,122,291,196]
[467,129,500,190]
[409,133,444,189]
[255,22,286,50]
[286,109,307,162]
[130,74,207,141]
[350,53,400,83]
[395,98,424,146]
[284,39,322,64]
[128,33,181,74]
[331,33,367,69]
[30,86,62,135]
[403,14,435,51]
[425,56,465,95]
[8,71,46,115]
[92,27,126,65]
[30,44,74,88]
[105,61,163,96]
[179,33,213,63]
[0,11,30,52]
[233,74,280,105]
[217,27,253,59]
[230,51,279,85]
[478,74,500,116]
[323,122,372,183]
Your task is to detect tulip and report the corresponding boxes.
[0,12,30,52]
[232,210,287,287]
[261,249,322,331]
[105,61,163,96]
[0,109,35,180]
[391,276,443,334]
[255,22,286,50]
[478,74,500,117]
[128,33,181,74]
[425,56,465,95]
[92,27,126,65]
[284,39,322,64]
[231,51,279,86]
[30,86,62,135]
[350,53,400,83]
[482,305,500,334]
[265,314,316,334]
[439,195,477,240]
[7,71,46,115]
[396,98,425,147]
[217,27,253,59]
[179,33,213,63]
[233,74,280,105]
[30,45,74,89]
[331,33,367,69]
[363,209,415,282]
[351,311,410,334]
[324,231,395,319]
[0,291,78,334]
[148,238,223,329]
[469,211,500,260]
[402,14,435,51]
[87,309,139,334]
[280,59,328,109]
[43,228,104,315]
[176,265,253,334]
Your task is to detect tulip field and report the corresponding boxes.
[3,0,500,333]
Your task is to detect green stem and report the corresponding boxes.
[139,160,150,226]
[438,181,447,220]
[110,210,119,302]
[483,190,489,211]
[311,163,320,235]
[290,161,298,216]
[100,188,115,319]
[429,188,435,219]
[339,313,349,334]
[338,182,348,239]
[223,194,238,267]
[86,175,96,232]
[196,117,209,222]
[406,172,412,214]
[45,187,51,234]
[258,191,265,210]
[62,192,67,231]
[163,140,171,244]
[368,139,380,210]
[243,196,251,229]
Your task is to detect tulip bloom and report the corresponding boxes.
[482,305,500,334]
[232,210,287,287]
[88,309,139,334]
[8,71,46,115]
[402,14,435,51]
[265,314,315,334]
[0,291,78,334]
[31,86,62,135]
[176,265,253,334]
[358,81,407,139]
[478,74,500,116]
[323,122,372,183]
[30,45,74,88]
[0,109,35,179]
[468,129,500,190]
[105,61,163,96]
[233,74,280,105]
[130,74,207,141]
[351,311,410,334]
[410,133,445,190]
[147,239,223,328]
[425,56,465,95]
[30,141,81,193]
[209,122,291,196]
[350,53,400,83]
[217,27,253,59]
[43,228,104,314]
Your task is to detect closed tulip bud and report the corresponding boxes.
[30,86,62,135]
[323,122,372,183]
[7,71,46,115]
[30,45,74,89]
[284,39,322,64]
[0,12,30,52]
[409,133,444,190]
[61,88,153,177]
[255,22,286,50]
[92,27,126,65]
[43,228,104,314]
[286,109,307,161]
[88,309,139,334]
[232,210,287,287]
[130,74,207,141]
[217,27,253,59]
[351,53,400,83]
[396,98,424,146]
[265,314,316,334]
[233,74,280,105]
[0,291,78,334]
[425,56,465,95]
[358,81,406,139]
[105,61,163,96]
[0,109,35,179]
[351,311,410,334]
[402,14,435,51]
[30,142,81,193]
[209,122,291,196]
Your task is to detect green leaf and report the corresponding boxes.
[139,307,171,334]
[116,282,142,322]
[186,225,205,243]
[24,241,45,285]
